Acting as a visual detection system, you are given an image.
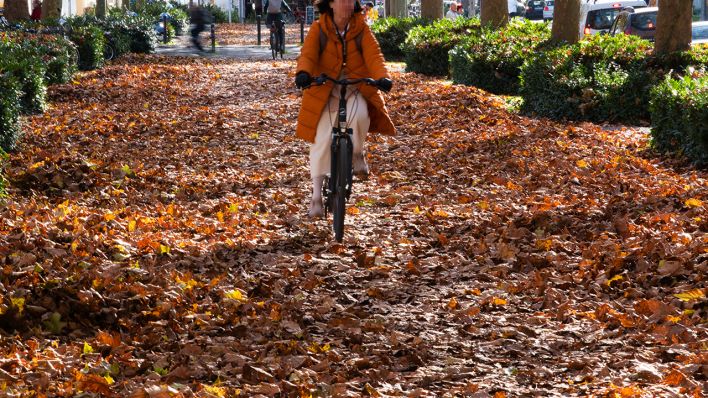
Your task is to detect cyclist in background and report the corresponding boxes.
[294,0,395,218]
[264,0,291,49]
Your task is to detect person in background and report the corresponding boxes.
[445,2,458,20]
[30,0,42,21]
[189,3,209,51]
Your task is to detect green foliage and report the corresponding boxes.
[450,18,550,95]
[106,8,157,54]
[649,71,708,166]
[371,17,431,61]
[202,3,226,24]
[0,71,22,152]
[0,36,48,115]
[64,18,106,70]
[520,34,656,123]
[403,17,480,76]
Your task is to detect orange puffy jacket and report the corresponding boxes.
[295,12,396,143]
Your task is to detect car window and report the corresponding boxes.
[528,1,543,7]
[587,9,620,30]
[612,13,628,33]
[546,1,554,6]
[631,13,657,31]
[693,25,708,40]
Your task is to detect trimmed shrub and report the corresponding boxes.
[107,8,158,53]
[520,34,655,123]
[68,24,106,70]
[0,37,48,115]
[403,17,480,76]
[450,19,550,95]
[29,34,78,85]
[371,17,431,61]
[202,3,226,24]
[649,71,708,166]
[0,72,22,152]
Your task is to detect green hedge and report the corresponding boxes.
[450,19,550,95]
[371,17,431,61]
[0,72,22,152]
[519,34,655,123]
[403,17,480,76]
[649,71,708,166]
[68,24,106,70]
[0,38,48,115]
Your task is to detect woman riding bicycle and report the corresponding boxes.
[294,0,395,218]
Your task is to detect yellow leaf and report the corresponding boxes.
[673,289,704,302]
[216,211,224,222]
[225,289,247,301]
[576,159,589,168]
[128,219,136,232]
[83,342,94,354]
[71,241,79,252]
[10,297,25,314]
[159,244,170,255]
[203,385,226,397]
[478,201,489,210]
[249,132,259,139]
[492,297,507,306]
[103,375,114,385]
[606,274,623,286]
[684,198,703,208]
[228,203,239,213]
[447,297,458,310]
[104,212,116,222]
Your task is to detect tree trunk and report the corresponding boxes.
[4,0,30,21]
[648,0,657,6]
[386,0,407,18]
[480,0,507,28]
[96,0,107,17]
[550,0,580,44]
[421,0,442,19]
[42,0,61,19]
[654,0,692,54]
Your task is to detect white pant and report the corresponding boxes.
[310,89,370,178]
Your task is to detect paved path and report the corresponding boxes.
[155,36,301,60]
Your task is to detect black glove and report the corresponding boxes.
[376,78,393,93]
[295,72,312,89]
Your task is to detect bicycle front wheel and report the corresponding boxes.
[333,137,349,242]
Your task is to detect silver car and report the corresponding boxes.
[692,21,708,45]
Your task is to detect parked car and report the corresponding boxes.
[692,21,708,45]
[579,0,647,38]
[525,0,545,19]
[609,7,657,41]
[543,0,554,20]
[509,0,526,18]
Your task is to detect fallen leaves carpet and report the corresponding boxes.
[0,54,706,397]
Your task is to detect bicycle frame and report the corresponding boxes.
[325,82,354,212]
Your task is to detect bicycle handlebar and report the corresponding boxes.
[305,74,389,91]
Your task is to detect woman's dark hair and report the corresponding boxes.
[316,0,363,15]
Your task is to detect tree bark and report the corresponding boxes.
[4,0,30,21]
[386,0,407,18]
[42,0,61,19]
[550,0,580,44]
[421,0,442,19]
[648,0,657,6]
[480,0,507,28]
[96,0,107,17]
[654,0,692,54]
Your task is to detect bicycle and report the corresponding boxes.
[269,18,285,59]
[304,74,389,242]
